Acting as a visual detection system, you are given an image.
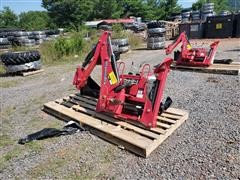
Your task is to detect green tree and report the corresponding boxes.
[91,0,123,19]
[118,0,149,18]
[19,11,50,30]
[160,0,181,19]
[42,0,96,29]
[0,7,18,28]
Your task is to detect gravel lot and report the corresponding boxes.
[0,38,239,179]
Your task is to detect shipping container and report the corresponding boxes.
[189,22,205,39]
[205,15,234,38]
[179,23,190,37]
[233,13,240,38]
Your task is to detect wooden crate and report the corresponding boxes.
[171,63,240,75]
[43,94,189,157]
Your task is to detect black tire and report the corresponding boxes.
[15,36,28,41]
[147,21,165,29]
[0,38,10,45]
[147,32,165,38]
[112,45,119,52]
[5,60,42,73]
[0,51,41,66]
[118,46,129,53]
[21,39,35,44]
[147,28,166,34]
[45,30,60,35]
[33,31,45,35]
[34,34,47,40]
[111,38,129,46]
[147,42,165,50]
[14,31,28,37]
[147,37,165,43]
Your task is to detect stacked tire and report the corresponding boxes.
[31,31,47,45]
[192,11,201,21]
[111,38,129,53]
[181,9,192,22]
[13,31,35,46]
[201,3,215,21]
[147,22,165,50]
[0,51,42,73]
[0,38,11,49]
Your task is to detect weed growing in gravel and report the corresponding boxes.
[0,63,6,74]
[0,80,20,88]
[28,158,65,178]
[0,135,14,148]
[0,145,24,170]
[1,105,16,120]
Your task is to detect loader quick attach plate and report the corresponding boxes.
[43,94,189,157]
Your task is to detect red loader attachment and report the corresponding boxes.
[73,31,173,128]
[166,32,220,67]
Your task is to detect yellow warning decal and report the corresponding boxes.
[108,71,118,85]
[187,44,192,50]
[216,23,222,29]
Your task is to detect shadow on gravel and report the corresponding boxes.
[225,48,240,52]
[0,73,18,77]
[133,47,165,51]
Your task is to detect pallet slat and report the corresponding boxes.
[171,63,240,75]
[43,94,189,157]
[21,69,44,76]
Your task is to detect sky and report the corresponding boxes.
[0,0,197,14]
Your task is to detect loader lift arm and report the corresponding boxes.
[165,32,220,67]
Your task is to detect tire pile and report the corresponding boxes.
[147,22,165,50]
[0,28,60,49]
[181,9,192,22]
[192,11,201,21]
[0,50,42,73]
[201,3,215,21]
[111,38,130,53]
[0,38,11,49]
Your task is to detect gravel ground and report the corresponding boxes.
[0,38,239,179]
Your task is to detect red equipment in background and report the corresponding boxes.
[73,31,173,128]
[165,32,220,67]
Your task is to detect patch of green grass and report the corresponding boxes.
[3,148,22,161]
[0,79,20,88]
[29,158,65,178]
[0,63,6,74]
[0,135,14,148]
[25,141,44,153]
[27,117,61,130]
[0,146,24,170]
[11,46,34,52]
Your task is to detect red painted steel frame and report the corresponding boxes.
[166,32,220,67]
[73,31,173,128]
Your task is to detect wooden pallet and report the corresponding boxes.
[43,94,189,157]
[171,62,240,75]
[20,69,44,76]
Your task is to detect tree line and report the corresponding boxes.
[0,0,236,30]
